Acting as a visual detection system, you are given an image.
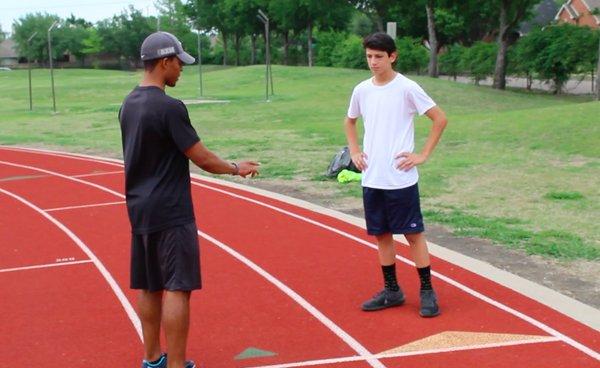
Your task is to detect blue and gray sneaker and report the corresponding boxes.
[361,288,405,311]
[142,354,197,368]
[142,353,167,368]
[419,289,440,318]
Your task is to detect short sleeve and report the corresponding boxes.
[407,82,436,116]
[347,87,361,119]
[166,101,201,152]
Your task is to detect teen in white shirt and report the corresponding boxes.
[344,32,448,317]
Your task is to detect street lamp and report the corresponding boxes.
[48,20,59,112]
[27,31,37,111]
[257,9,273,101]
[194,28,203,97]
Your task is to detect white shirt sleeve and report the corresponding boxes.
[347,88,361,119]
[408,82,436,116]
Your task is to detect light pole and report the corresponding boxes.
[27,31,37,111]
[196,29,203,97]
[48,21,58,112]
[257,9,273,101]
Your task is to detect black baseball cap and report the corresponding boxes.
[140,31,195,64]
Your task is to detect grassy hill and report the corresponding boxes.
[0,65,598,260]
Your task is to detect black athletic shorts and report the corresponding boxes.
[130,222,201,292]
[363,184,425,236]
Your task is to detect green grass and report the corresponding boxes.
[0,65,598,260]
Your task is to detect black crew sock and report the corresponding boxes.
[382,264,400,292]
[417,266,433,291]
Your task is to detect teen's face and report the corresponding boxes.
[365,48,396,75]
[164,57,183,87]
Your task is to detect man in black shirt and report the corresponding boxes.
[119,32,259,368]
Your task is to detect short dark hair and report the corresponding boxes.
[362,32,396,56]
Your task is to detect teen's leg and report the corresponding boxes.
[404,232,430,268]
[163,290,191,368]
[138,290,163,362]
[405,232,439,317]
[376,232,396,266]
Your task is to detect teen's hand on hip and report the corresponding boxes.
[351,152,368,172]
[237,161,261,178]
[395,152,426,171]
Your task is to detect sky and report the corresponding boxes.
[0,0,159,35]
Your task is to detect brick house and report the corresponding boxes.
[555,0,600,28]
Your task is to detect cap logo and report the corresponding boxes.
[157,46,175,56]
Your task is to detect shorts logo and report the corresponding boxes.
[158,46,175,56]
[410,223,417,228]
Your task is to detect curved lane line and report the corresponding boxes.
[0,187,142,341]
[0,159,386,368]
[1,147,598,361]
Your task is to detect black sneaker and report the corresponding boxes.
[361,288,405,311]
[419,289,440,317]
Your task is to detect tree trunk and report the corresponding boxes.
[596,38,600,101]
[251,34,257,65]
[493,2,509,90]
[307,21,313,67]
[283,30,289,66]
[222,33,228,66]
[426,0,438,78]
[234,33,241,66]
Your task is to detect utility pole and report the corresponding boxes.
[27,31,37,111]
[196,29,203,97]
[48,21,58,112]
[257,9,273,101]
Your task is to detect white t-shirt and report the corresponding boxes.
[347,73,436,189]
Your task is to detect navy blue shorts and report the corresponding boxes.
[130,222,202,292]
[363,184,425,236]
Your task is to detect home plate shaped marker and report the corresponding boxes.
[235,347,277,360]
[379,330,556,355]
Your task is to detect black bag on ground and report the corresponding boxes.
[326,146,360,178]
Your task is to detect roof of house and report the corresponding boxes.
[0,39,18,59]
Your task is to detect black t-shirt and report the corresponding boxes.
[119,86,200,234]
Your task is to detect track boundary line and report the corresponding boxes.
[0,158,385,368]
[1,146,598,361]
[247,336,562,368]
[0,187,142,341]
[45,201,126,212]
[0,259,93,273]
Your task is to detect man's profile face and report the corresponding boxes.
[365,48,396,75]
[164,57,183,87]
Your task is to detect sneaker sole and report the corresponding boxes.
[361,298,405,312]
[419,310,441,318]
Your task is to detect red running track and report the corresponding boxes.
[0,146,598,368]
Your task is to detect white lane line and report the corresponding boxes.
[248,337,562,368]
[199,231,385,368]
[0,187,142,341]
[0,260,93,273]
[45,201,126,212]
[1,147,598,361]
[190,180,600,362]
[0,159,384,368]
[72,170,123,178]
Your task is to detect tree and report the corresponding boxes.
[0,24,6,42]
[186,0,236,65]
[12,13,62,63]
[492,0,541,90]
[97,6,155,67]
[425,0,438,77]
[597,37,600,101]
[352,0,397,32]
